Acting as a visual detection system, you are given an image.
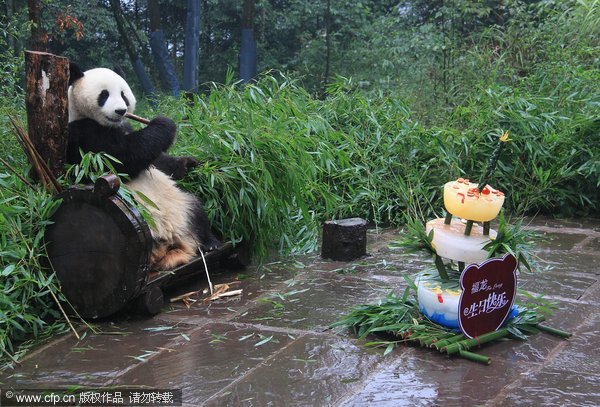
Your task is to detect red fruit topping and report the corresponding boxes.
[482,186,490,195]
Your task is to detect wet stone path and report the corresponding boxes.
[1,217,599,406]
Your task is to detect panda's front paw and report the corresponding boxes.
[171,156,200,180]
[149,116,176,135]
[182,156,200,170]
[147,116,177,150]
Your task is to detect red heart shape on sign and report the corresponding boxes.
[458,253,518,339]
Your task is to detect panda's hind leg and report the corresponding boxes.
[151,237,197,271]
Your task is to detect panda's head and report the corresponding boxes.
[68,63,136,127]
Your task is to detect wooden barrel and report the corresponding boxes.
[45,176,152,319]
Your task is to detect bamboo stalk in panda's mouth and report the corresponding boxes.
[125,112,150,125]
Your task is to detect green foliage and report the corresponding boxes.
[151,74,456,258]
[142,65,598,260]
[329,290,434,341]
[63,151,157,229]
[483,211,539,272]
[160,75,342,258]
[0,172,64,362]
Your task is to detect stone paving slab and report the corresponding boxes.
[340,349,529,407]
[113,322,297,405]
[0,319,196,387]
[203,334,383,406]
[500,367,600,407]
[232,273,393,331]
[0,217,598,406]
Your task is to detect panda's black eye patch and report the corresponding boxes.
[121,91,130,107]
[98,90,109,107]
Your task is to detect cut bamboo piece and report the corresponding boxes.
[443,328,509,355]
[125,112,151,125]
[459,349,491,365]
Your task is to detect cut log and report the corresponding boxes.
[25,51,70,179]
[321,218,367,261]
[45,176,152,319]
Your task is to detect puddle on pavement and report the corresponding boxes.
[535,232,589,251]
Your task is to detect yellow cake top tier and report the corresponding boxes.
[443,178,505,222]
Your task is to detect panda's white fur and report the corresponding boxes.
[68,68,199,269]
[127,167,199,256]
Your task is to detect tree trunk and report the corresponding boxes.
[323,0,331,89]
[239,0,257,84]
[6,0,15,53]
[148,0,180,96]
[27,0,47,51]
[108,0,156,96]
[183,0,201,92]
[202,0,211,82]
[25,51,70,179]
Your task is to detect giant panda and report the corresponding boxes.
[67,63,220,270]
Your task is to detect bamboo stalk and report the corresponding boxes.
[428,333,457,348]
[0,157,35,189]
[443,328,509,355]
[125,112,151,125]
[422,336,444,347]
[434,254,449,280]
[48,288,80,341]
[464,220,474,236]
[459,349,491,365]
[536,324,572,338]
[9,116,61,193]
[433,333,465,350]
[410,335,429,345]
[483,221,490,236]
[477,131,510,192]
[444,212,452,225]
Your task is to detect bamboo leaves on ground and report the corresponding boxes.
[331,290,571,365]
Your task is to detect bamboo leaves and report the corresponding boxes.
[332,290,571,365]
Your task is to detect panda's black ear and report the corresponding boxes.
[68,62,84,86]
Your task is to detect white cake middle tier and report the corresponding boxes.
[426,217,497,264]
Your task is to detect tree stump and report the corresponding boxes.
[321,218,367,261]
[25,51,70,179]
